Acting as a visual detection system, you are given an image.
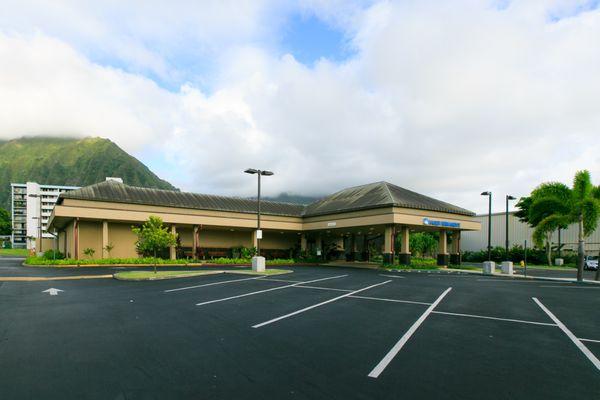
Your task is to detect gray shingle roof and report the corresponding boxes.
[59,180,305,217]
[59,180,475,218]
[302,181,475,217]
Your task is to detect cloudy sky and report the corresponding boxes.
[1,0,599,213]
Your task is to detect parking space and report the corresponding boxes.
[1,263,599,399]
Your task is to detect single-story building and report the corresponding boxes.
[47,180,480,265]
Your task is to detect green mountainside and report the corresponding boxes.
[0,137,176,210]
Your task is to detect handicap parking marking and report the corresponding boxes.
[533,297,600,372]
[368,287,452,379]
[252,280,392,328]
[195,275,347,306]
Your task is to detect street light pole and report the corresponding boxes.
[481,191,492,261]
[244,168,273,258]
[505,195,516,256]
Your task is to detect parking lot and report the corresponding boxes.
[1,259,599,399]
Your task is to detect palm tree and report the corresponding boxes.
[516,182,570,266]
[527,171,600,281]
[570,171,600,281]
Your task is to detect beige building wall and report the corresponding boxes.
[78,221,103,259]
[65,222,75,259]
[108,223,140,259]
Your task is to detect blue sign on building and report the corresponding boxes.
[423,218,460,228]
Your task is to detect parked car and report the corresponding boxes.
[584,255,598,271]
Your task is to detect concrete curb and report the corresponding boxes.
[0,275,114,282]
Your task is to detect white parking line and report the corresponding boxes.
[431,311,557,327]
[295,285,351,292]
[252,280,392,328]
[579,338,600,344]
[348,295,431,306]
[164,275,266,293]
[195,275,347,306]
[368,287,452,379]
[261,278,304,283]
[379,274,405,279]
[532,297,600,371]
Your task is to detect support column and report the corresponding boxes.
[170,225,177,260]
[315,235,323,259]
[450,231,461,265]
[437,230,449,267]
[383,225,394,264]
[73,218,79,260]
[351,234,359,261]
[192,225,199,259]
[252,230,258,249]
[102,221,109,258]
[300,234,307,253]
[399,226,411,265]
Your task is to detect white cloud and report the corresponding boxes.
[1,1,600,214]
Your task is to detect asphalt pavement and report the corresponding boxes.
[1,258,599,399]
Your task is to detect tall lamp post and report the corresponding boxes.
[481,191,492,261]
[505,195,516,256]
[244,168,274,271]
[28,194,43,254]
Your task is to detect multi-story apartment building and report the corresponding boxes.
[11,182,80,249]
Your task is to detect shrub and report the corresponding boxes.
[43,249,65,260]
[83,248,96,258]
[463,245,552,265]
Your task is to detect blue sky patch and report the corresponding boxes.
[281,13,354,65]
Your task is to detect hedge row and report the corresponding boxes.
[25,257,299,266]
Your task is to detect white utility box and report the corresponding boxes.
[252,256,265,272]
[555,258,564,266]
[501,261,513,275]
[482,261,496,275]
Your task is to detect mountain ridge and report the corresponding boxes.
[0,136,176,210]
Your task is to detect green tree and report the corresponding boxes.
[0,207,11,235]
[409,232,438,257]
[569,171,600,281]
[516,182,570,266]
[522,171,600,281]
[131,216,178,274]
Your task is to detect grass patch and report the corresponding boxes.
[450,265,480,271]
[227,269,292,276]
[114,270,219,281]
[0,248,29,257]
[114,268,292,281]
[522,264,577,270]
